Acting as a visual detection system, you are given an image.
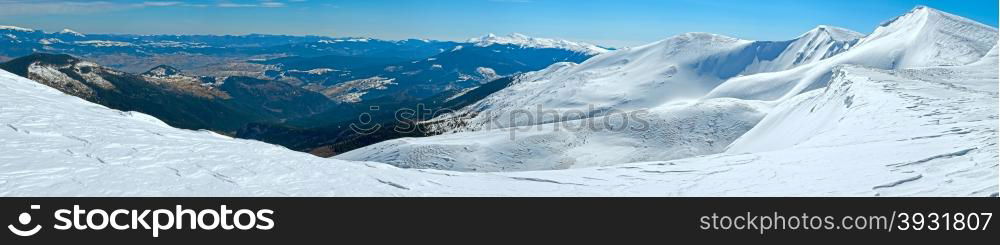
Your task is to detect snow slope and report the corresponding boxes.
[0,25,35,32]
[729,42,999,152]
[56,29,85,37]
[741,25,862,74]
[436,27,862,132]
[1,6,996,196]
[332,6,996,195]
[337,98,767,171]
[339,49,998,196]
[729,59,998,196]
[468,33,609,55]
[706,6,998,101]
[0,58,996,196]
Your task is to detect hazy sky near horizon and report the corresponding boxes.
[1,0,997,47]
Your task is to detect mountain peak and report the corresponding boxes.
[466,33,609,55]
[899,5,940,19]
[57,28,85,37]
[0,53,78,77]
[877,5,969,29]
[0,25,35,32]
[22,53,80,65]
[143,65,183,77]
[865,5,996,47]
[800,25,864,42]
[641,32,747,50]
[508,33,530,39]
[679,32,741,40]
[911,5,935,14]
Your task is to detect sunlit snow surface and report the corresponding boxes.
[2,55,995,196]
[468,33,609,55]
[1,6,997,196]
[335,7,998,196]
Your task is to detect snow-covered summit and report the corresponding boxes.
[430,28,862,131]
[1,6,996,197]
[858,5,997,66]
[4,58,995,196]
[56,28,86,37]
[467,33,609,55]
[0,25,35,32]
[333,7,997,196]
[707,6,997,101]
[441,6,998,133]
[740,25,863,74]
[798,25,864,42]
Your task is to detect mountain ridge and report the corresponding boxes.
[468,33,610,55]
[706,6,998,101]
[426,25,868,132]
[0,53,335,132]
[0,6,996,196]
[339,6,998,179]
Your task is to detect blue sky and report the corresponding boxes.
[1,0,996,47]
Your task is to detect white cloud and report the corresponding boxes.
[260,1,285,8]
[140,1,182,7]
[0,0,293,15]
[217,3,257,8]
[218,0,289,8]
[0,1,132,16]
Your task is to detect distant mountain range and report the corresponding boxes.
[0,6,996,196]
[339,6,1000,173]
[1,28,606,102]
[0,53,334,132]
[263,33,606,103]
[0,29,607,156]
[0,26,463,75]
[0,26,458,59]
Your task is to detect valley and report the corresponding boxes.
[0,6,996,196]
[1,30,603,155]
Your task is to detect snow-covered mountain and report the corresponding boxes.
[3,52,994,196]
[1,26,609,157]
[1,6,996,196]
[0,68,541,196]
[3,52,996,196]
[426,26,864,132]
[334,6,998,194]
[1,25,35,32]
[338,57,997,196]
[706,6,998,101]
[269,34,605,103]
[425,6,994,134]
[468,33,609,55]
[0,25,462,70]
[740,25,862,74]
[141,65,185,78]
[55,28,86,37]
[337,98,768,171]
[0,53,334,131]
